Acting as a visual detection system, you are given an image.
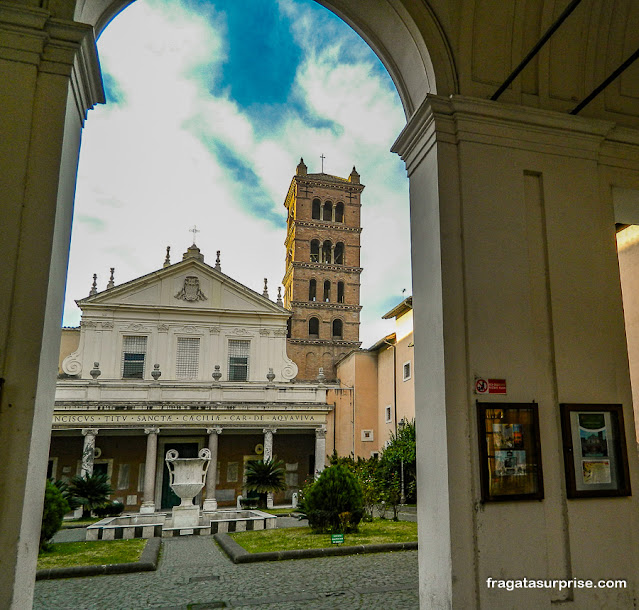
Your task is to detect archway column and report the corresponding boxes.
[393,94,639,609]
[0,6,103,608]
[80,428,99,477]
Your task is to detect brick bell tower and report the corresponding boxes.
[283,158,364,381]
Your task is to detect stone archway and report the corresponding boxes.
[3,2,639,609]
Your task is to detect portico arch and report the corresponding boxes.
[3,1,639,609]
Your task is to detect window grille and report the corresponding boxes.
[403,361,412,381]
[122,335,147,378]
[228,339,250,381]
[385,405,392,423]
[176,337,200,378]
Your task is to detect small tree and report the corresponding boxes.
[68,472,113,518]
[244,458,287,508]
[380,418,417,504]
[300,464,364,533]
[40,480,70,551]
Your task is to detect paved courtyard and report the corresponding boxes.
[34,532,419,609]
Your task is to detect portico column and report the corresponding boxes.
[314,426,327,477]
[203,427,222,511]
[80,429,98,478]
[139,427,160,514]
[262,427,277,508]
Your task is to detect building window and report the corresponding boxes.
[176,337,200,378]
[337,281,345,303]
[321,240,332,263]
[332,319,343,338]
[323,201,333,221]
[310,239,320,263]
[309,279,316,301]
[403,361,412,381]
[334,242,344,265]
[312,198,321,220]
[361,429,374,442]
[228,339,250,381]
[385,405,392,423]
[323,280,331,302]
[335,202,344,223]
[122,335,147,378]
[309,317,320,338]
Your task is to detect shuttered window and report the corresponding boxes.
[176,337,200,378]
[122,336,147,379]
[228,340,249,381]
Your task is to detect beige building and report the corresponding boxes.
[330,296,415,458]
[51,244,331,513]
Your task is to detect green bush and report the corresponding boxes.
[68,473,113,518]
[41,480,70,551]
[300,464,364,533]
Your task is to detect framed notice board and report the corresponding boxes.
[477,402,544,502]
[560,404,631,499]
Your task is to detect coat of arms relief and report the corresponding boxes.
[175,276,207,302]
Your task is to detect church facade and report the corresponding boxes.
[51,244,330,512]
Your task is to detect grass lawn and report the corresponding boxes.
[229,519,417,553]
[37,539,147,570]
[262,508,298,515]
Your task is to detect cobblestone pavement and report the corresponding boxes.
[34,534,419,609]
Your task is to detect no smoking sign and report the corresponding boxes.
[474,377,507,395]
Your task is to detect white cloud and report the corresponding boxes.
[66,0,410,347]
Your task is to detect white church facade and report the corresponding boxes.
[51,244,330,512]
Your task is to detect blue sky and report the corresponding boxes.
[66,0,411,346]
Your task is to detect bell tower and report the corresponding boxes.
[283,158,364,380]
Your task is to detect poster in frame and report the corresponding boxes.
[476,402,544,502]
[560,404,631,499]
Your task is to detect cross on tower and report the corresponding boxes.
[347,190,356,202]
[190,225,200,245]
[320,154,325,173]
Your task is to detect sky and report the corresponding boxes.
[65,0,411,347]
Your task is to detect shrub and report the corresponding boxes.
[51,478,80,511]
[41,480,70,551]
[245,458,287,508]
[94,501,125,518]
[68,473,113,518]
[300,464,364,533]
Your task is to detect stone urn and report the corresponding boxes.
[165,448,211,528]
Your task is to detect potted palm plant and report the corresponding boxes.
[244,458,287,509]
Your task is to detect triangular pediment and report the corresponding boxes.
[77,258,287,317]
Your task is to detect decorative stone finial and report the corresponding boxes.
[89,274,98,296]
[277,286,283,306]
[164,246,171,268]
[266,368,276,383]
[151,364,161,381]
[90,362,101,380]
[212,365,222,382]
[182,243,204,262]
[215,250,221,271]
[317,367,326,384]
[296,157,307,176]
[348,166,360,184]
[263,278,269,298]
[106,267,115,289]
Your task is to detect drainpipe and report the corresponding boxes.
[383,338,398,435]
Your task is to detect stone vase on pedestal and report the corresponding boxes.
[165,448,211,528]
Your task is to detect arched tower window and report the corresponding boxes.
[337,281,345,303]
[335,202,344,223]
[323,201,333,221]
[310,240,320,262]
[323,280,331,302]
[332,319,343,338]
[334,242,344,265]
[322,240,332,263]
[309,279,316,301]
[309,317,320,338]
[312,199,321,220]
